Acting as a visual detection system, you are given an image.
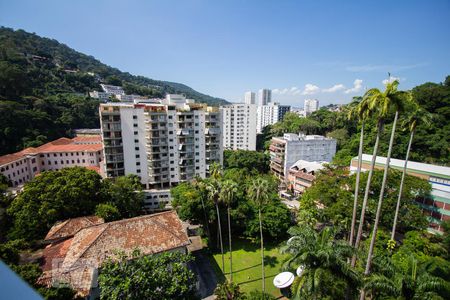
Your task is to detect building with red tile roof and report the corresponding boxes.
[0,135,104,187]
[39,211,190,298]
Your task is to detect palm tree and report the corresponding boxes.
[193,176,211,242]
[347,98,372,246]
[390,105,432,241]
[207,179,225,272]
[248,178,271,293]
[219,179,238,282]
[361,81,411,288]
[282,225,360,300]
[364,255,447,299]
[352,80,404,267]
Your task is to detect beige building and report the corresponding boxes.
[287,160,326,196]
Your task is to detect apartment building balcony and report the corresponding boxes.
[177,129,193,136]
[205,128,221,135]
[270,162,284,173]
[178,137,194,145]
[101,110,120,116]
[271,156,284,164]
[146,138,168,146]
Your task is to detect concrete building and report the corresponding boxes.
[269,133,336,182]
[287,160,326,196]
[100,84,125,95]
[244,91,256,105]
[99,94,222,190]
[220,103,257,150]
[304,99,319,115]
[258,89,272,106]
[350,154,450,233]
[256,102,291,133]
[0,136,104,188]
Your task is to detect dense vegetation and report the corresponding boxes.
[258,76,450,166]
[0,27,228,155]
[99,250,197,300]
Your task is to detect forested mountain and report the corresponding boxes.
[0,27,228,155]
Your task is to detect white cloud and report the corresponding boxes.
[273,86,301,96]
[302,83,320,95]
[344,79,363,94]
[322,84,345,93]
[382,76,401,85]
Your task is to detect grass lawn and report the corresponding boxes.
[209,238,290,297]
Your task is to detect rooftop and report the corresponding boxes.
[44,216,104,242]
[352,154,450,179]
[39,211,190,297]
[0,137,103,166]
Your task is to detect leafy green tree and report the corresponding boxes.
[98,250,197,300]
[247,178,271,293]
[95,203,120,222]
[224,150,270,174]
[214,281,245,300]
[282,225,360,300]
[7,167,103,240]
[101,174,144,218]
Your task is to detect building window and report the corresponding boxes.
[136,162,141,166]
[136,154,140,158]
[134,139,139,143]
[133,124,138,127]
[133,115,137,119]
[137,169,141,173]
[134,131,138,135]
[135,147,139,151]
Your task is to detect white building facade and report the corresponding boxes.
[256,103,291,133]
[269,133,336,182]
[304,99,319,115]
[244,91,256,105]
[220,103,257,151]
[99,95,223,190]
[258,89,272,106]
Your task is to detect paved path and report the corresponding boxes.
[189,251,218,299]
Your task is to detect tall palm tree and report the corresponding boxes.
[282,225,360,300]
[248,178,271,293]
[219,179,238,282]
[362,80,410,278]
[347,98,372,246]
[390,105,432,241]
[207,179,225,272]
[193,176,211,242]
[352,80,403,267]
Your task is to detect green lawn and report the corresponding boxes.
[210,238,290,297]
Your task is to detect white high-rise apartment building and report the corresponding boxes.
[304,99,319,115]
[258,89,272,106]
[269,133,336,182]
[256,102,291,133]
[244,91,256,105]
[99,95,222,190]
[220,103,257,150]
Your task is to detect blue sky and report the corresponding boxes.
[1,0,449,106]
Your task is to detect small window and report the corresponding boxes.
[135,147,139,151]
[136,162,141,166]
[133,115,137,119]
[136,154,140,158]
[134,139,139,143]
[137,169,141,173]
[134,131,138,135]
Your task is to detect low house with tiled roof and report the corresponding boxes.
[0,135,104,188]
[39,211,190,299]
[44,216,104,243]
[287,160,326,196]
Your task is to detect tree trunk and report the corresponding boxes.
[200,197,211,242]
[350,122,364,246]
[216,202,225,272]
[259,209,265,293]
[390,130,414,240]
[227,206,233,282]
[351,119,383,267]
[360,111,398,299]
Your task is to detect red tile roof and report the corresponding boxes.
[39,211,190,297]
[0,137,103,166]
[45,216,104,241]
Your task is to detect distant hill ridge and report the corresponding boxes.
[0,27,229,106]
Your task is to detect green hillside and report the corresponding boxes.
[0,27,228,155]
